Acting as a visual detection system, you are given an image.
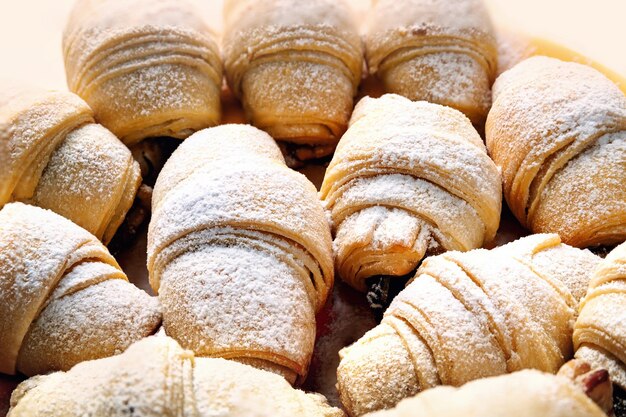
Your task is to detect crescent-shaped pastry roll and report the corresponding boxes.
[574,242,626,389]
[147,125,334,384]
[0,85,141,244]
[486,56,626,247]
[336,234,600,416]
[320,94,501,292]
[362,370,606,417]
[223,0,363,161]
[364,0,497,125]
[0,203,161,377]
[63,0,222,145]
[8,336,344,417]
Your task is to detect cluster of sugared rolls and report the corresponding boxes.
[223,0,363,161]
[0,203,160,378]
[487,56,626,247]
[320,94,501,291]
[574,242,626,389]
[364,0,497,124]
[336,234,600,416]
[0,85,140,244]
[63,0,222,145]
[147,124,334,384]
[8,336,343,417]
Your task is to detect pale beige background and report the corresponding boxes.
[0,0,624,90]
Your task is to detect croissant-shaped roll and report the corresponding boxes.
[0,203,161,377]
[336,234,600,416]
[63,0,222,145]
[320,94,501,292]
[0,85,141,244]
[223,0,364,161]
[362,370,606,417]
[9,336,344,417]
[148,125,334,384]
[364,0,497,124]
[574,242,626,389]
[486,56,626,247]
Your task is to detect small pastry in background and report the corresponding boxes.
[364,0,497,125]
[63,0,222,145]
[222,0,364,163]
[0,203,161,377]
[487,56,626,248]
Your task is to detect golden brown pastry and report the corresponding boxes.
[222,0,363,161]
[362,370,606,417]
[320,94,501,292]
[574,242,626,389]
[364,0,497,124]
[63,0,222,145]
[486,56,626,247]
[8,336,343,417]
[147,124,334,384]
[0,203,161,377]
[336,234,600,416]
[0,84,141,244]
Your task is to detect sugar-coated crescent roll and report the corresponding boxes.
[0,85,141,244]
[8,336,343,417]
[574,242,626,389]
[336,234,600,416]
[363,370,606,417]
[365,0,497,124]
[320,94,501,292]
[63,0,222,145]
[0,203,161,377]
[487,56,626,248]
[148,125,334,384]
[223,0,363,161]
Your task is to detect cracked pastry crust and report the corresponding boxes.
[147,124,334,384]
[364,0,497,125]
[0,203,161,377]
[336,234,600,416]
[63,0,222,145]
[222,0,363,161]
[486,56,626,247]
[8,336,344,417]
[0,85,141,244]
[320,94,501,292]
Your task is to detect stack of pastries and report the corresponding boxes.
[1,0,625,416]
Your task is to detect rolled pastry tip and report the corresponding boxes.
[223,0,363,161]
[0,203,161,377]
[320,94,501,292]
[63,0,222,145]
[362,370,606,417]
[487,56,626,247]
[574,242,626,390]
[147,124,334,384]
[364,0,497,125]
[0,84,141,244]
[8,336,344,417]
[336,234,600,416]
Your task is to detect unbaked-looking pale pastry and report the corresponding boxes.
[320,94,501,292]
[363,370,606,417]
[487,56,626,247]
[63,0,222,145]
[0,84,141,244]
[223,0,363,162]
[336,234,600,416]
[364,0,497,125]
[8,336,343,417]
[574,242,626,390]
[0,203,161,377]
[148,124,334,384]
